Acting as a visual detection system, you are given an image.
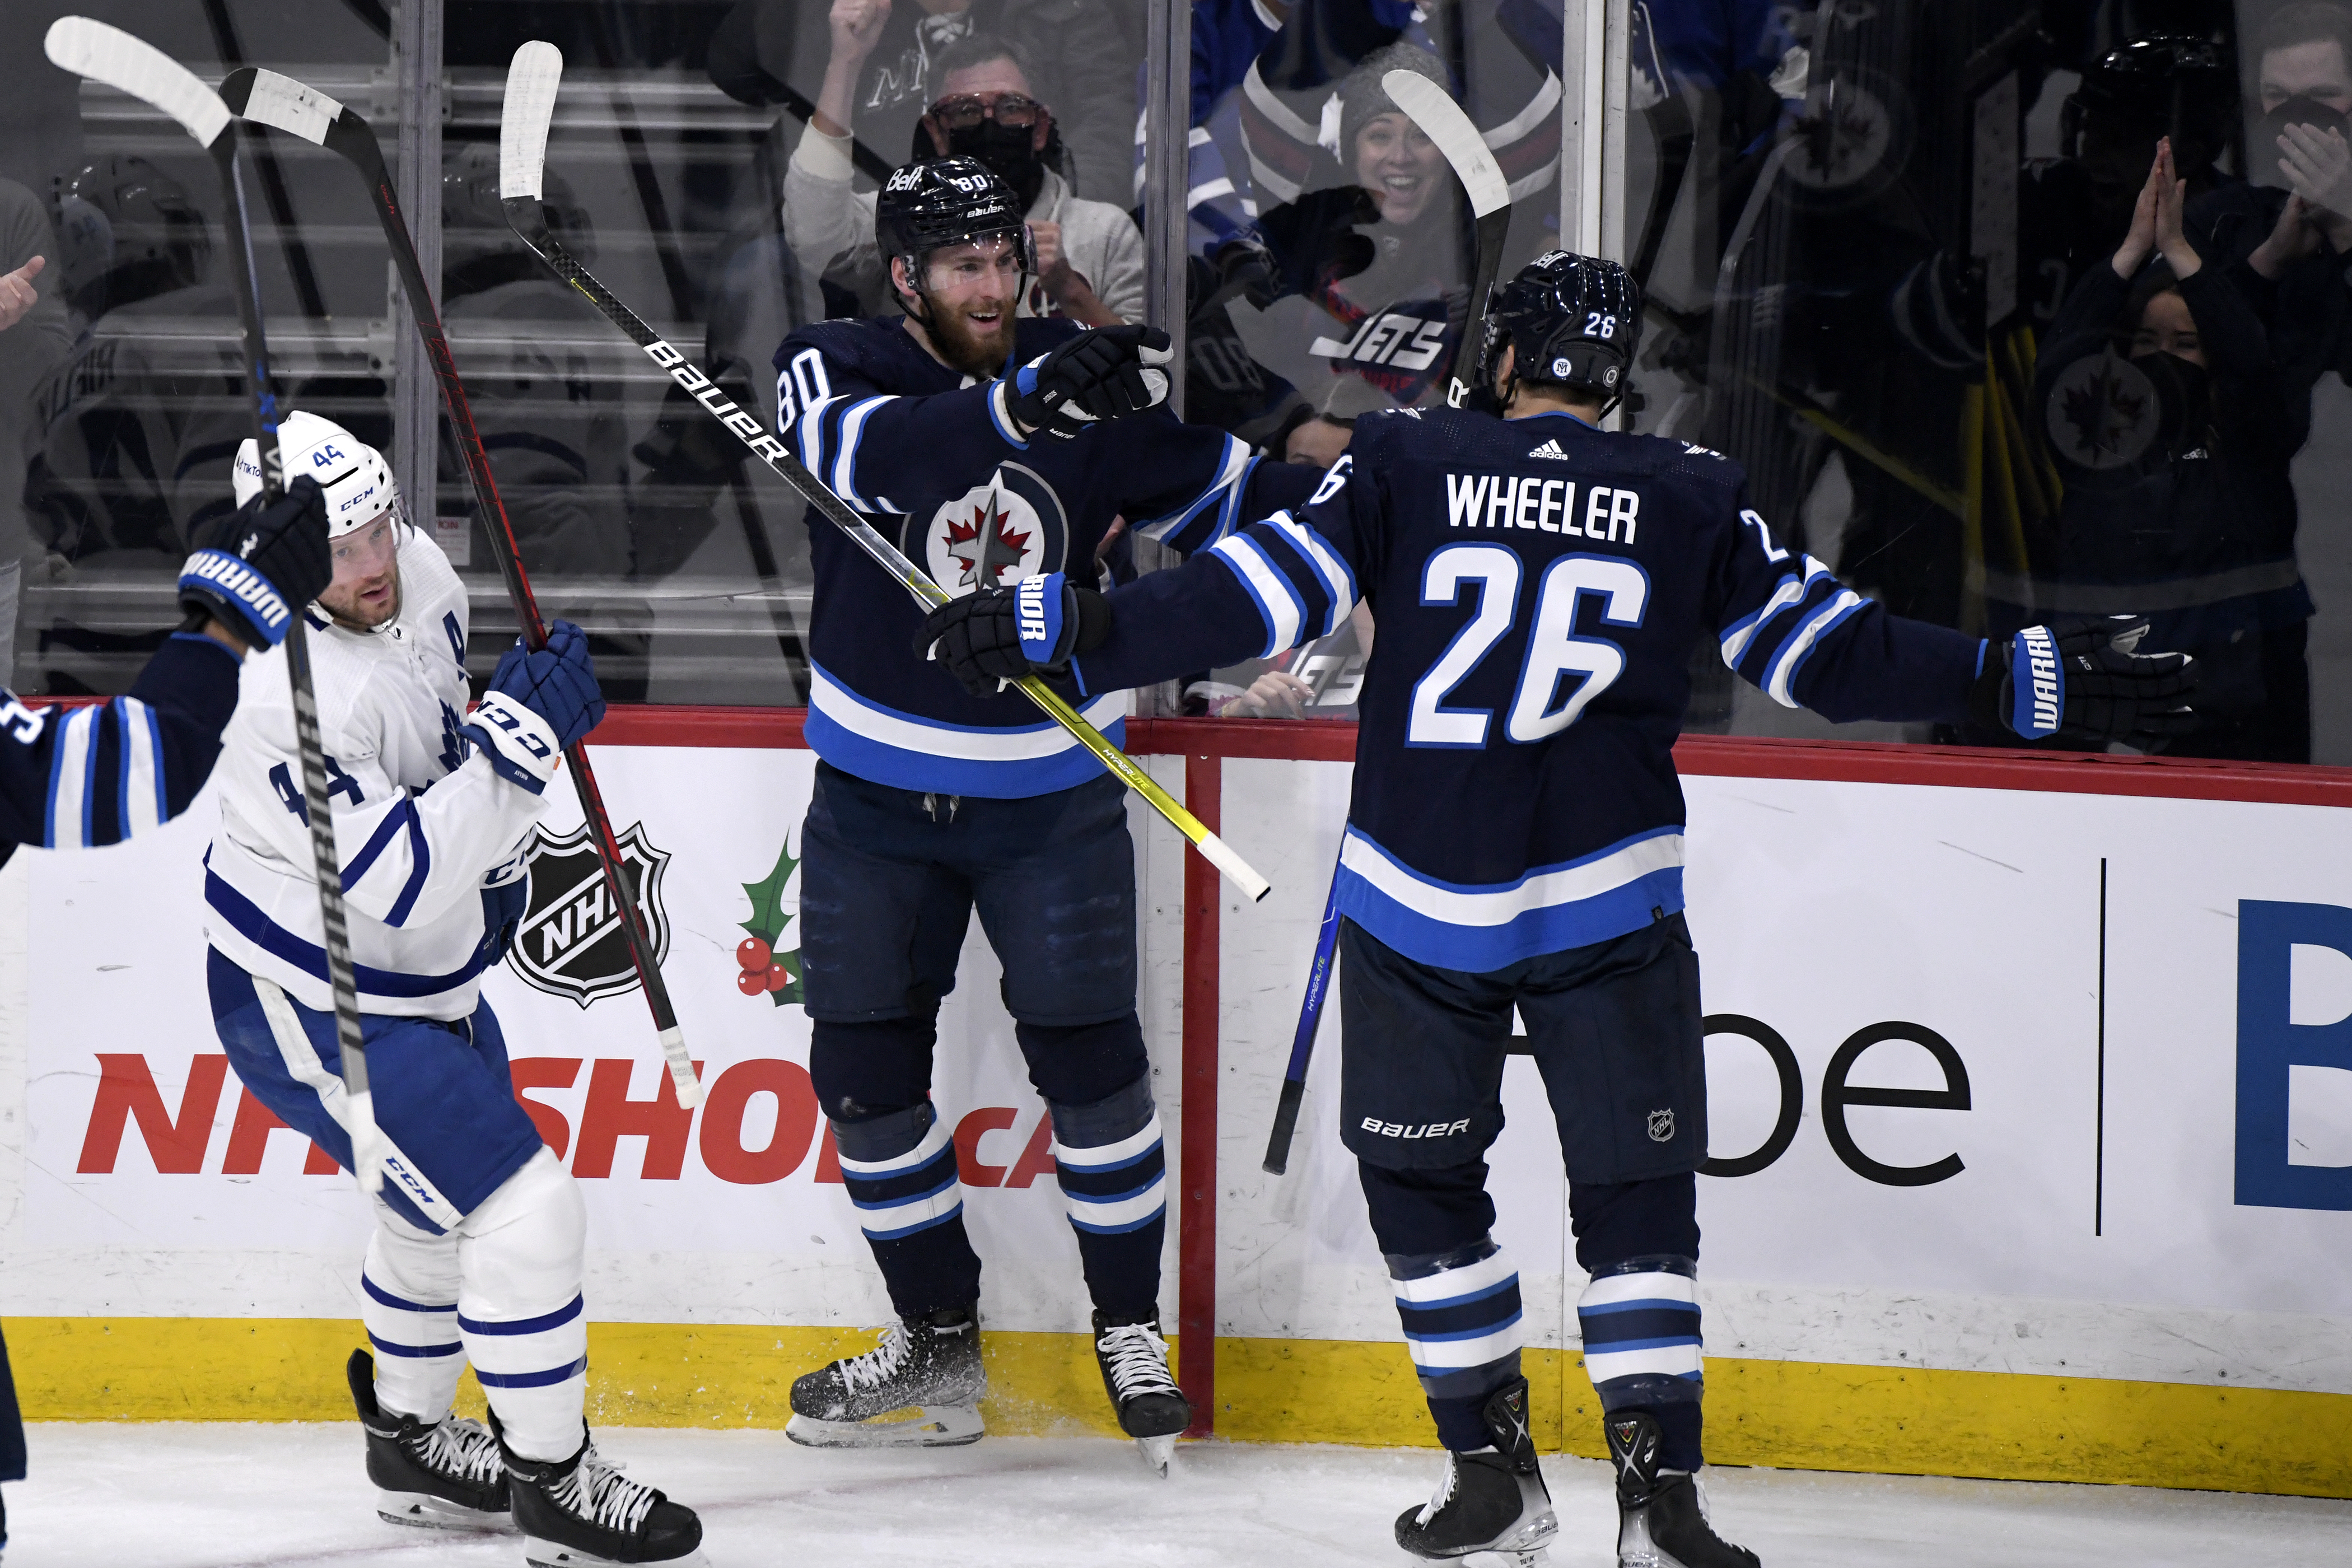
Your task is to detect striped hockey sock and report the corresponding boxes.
[1390,1239,1525,1451]
[833,1100,982,1317]
[1577,1255,1704,1470]
[360,1216,464,1421]
[1048,1077,1167,1322]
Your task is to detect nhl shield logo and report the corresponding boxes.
[506,820,673,1008]
[1647,1108,1676,1144]
[919,461,1068,596]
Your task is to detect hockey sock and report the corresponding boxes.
[455,1147,589,1463]
[361,1205,465,1421]
[1576,1256,1704,1472]
[833,1100,983,1317]
[1044,1074,1165,1322]
[1390,1239,1525,1452]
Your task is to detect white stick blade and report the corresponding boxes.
[500,41,564,200]
[240,67,343,144]
[46,17,231,148]
[1382,69,1510,219]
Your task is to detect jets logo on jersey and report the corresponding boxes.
[2046,352,2162,472]
[507,820,673,1008]
[920,462,1069,597]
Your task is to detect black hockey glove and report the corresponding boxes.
[1007,326,1173,440]
[178,476,333,652]
[1968,615,2197,745]
[916,572,1112,698]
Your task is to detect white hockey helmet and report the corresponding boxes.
[232,410,400,539]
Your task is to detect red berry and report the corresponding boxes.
[738,936,772,970]
[737,969,767,996]
[765,961,791,992]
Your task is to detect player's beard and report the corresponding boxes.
[925,291,1018,380]
[321,562,403,632]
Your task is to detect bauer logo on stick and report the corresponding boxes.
[508,820,674,1007]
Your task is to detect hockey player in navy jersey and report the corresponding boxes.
[0,475,330,864]
[199,412,704,1566]
[921,251,2196,1564]
[769,158,1319,1467]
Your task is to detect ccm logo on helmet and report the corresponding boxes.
[1362,1117,1472,1139]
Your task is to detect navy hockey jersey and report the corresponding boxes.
[0,632,242,862]
[776,315,1319,796]
[1079,407,1984,970]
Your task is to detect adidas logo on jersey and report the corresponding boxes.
[1528,440,1571,460]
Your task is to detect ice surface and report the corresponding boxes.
[7,1423,2350,1567]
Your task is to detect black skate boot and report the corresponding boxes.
[1606,1410,1761,1568]
[1092,1313,1189,1477]
[785,1306,986,1449]
[1394,1377,1558,1564]
[498,1419,704,1568]
[345,1348,511,1532]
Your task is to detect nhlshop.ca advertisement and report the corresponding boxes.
[8,742,2352,1400]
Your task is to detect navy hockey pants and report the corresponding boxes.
[1342,914,1711,1468]
[799,762,1164,1323]
[0,1320,22,1487]
[207,949,544,1235]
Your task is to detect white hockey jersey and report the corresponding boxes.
[203,528,545,1019]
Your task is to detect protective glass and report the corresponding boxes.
[925,92,1046,132]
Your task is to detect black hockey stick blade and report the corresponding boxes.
[218,62,704,1110]
[1380,70,1514,408]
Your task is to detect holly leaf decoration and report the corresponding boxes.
[741,838,805,1009]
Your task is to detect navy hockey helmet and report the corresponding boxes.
[1477,251,1642,407]
[53,152,211,316]
[875,157,1034,315]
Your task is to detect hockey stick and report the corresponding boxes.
[1380,70,1513,409]
[1262,859,1342,1175]
[42,17,390,1193]
[216,66,702,1112]
[497,41,1272,903]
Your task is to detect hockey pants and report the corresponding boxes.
[1342,916,1711,1469]
[799,763,1165,1323]
[207,949,590,1461]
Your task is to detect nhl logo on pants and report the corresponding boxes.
[508,820,673,1007]
[1647,1109,1676,1144]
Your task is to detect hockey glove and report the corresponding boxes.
[1969,615,2198,745]
[1007,326,1173,441]
[465,620,605,794]
[178,476,333,651]
[916,572,1112,699]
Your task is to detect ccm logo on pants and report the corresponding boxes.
[1363,1118,1472,1139]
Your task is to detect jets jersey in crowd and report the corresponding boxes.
[1079,407,1983,970]
[0,633,242,860]
[203,529,538,1019]
[775,315,1319,796]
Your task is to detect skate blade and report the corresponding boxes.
[785,1405,985,1449]
[1134,1432,1175,1478]
[374,1488,517,1532]
[524,1534,709,1568]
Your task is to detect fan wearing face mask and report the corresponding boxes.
[784,9,1144,326]
[2038,139,2313,763]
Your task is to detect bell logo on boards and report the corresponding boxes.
[2235,900,2352,1211]
[506,820,673,1008]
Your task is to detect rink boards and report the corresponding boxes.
[4,716,2351,1496]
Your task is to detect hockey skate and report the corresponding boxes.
[1395,1378,1558,1564]
[1606,1410,1760,1568]
[1092,1314,1189,1477]
[785,1307,986,1449]
[498,1420,704,1568]
[344,1348,512,1532]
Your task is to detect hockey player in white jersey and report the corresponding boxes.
[199,412,704,1567]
